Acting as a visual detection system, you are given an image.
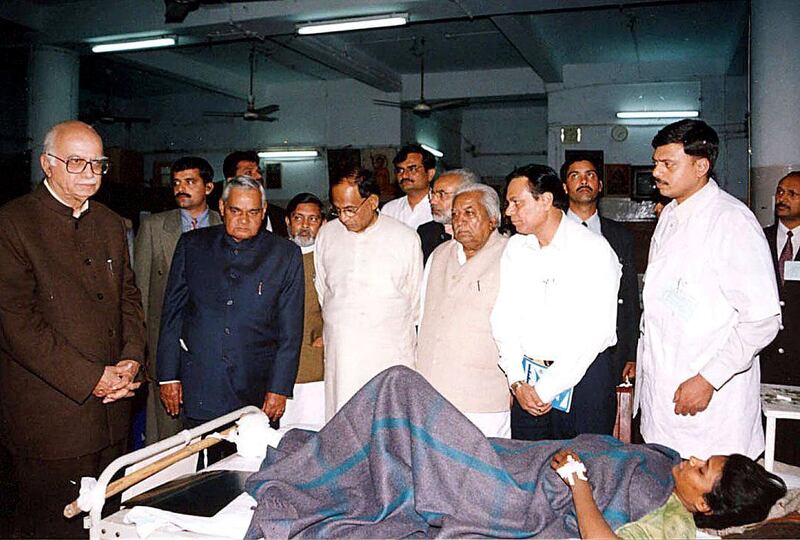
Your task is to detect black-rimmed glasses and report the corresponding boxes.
[47,153,110,175]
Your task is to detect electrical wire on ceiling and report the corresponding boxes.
[624,11,642,79]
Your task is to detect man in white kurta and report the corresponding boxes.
[637,119,780,459]
[315,175,423,420]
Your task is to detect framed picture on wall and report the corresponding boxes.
[263,163,281,189]
[632,165,658,200]
[604,164,632,197]
[153,161,172,187]
[361,147,399,202]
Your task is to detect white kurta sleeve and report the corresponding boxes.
[418,256,433,327]
[406,234,424,328]
[698,210,781,389]
[535,241,622,404]
[491,240,526,386]
[313,224,329,309]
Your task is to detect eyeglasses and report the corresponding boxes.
[429,189,456,201]
[776,187,800,199]
[47,153,110,175]
[331,197,370,219]
[395,164,423,175]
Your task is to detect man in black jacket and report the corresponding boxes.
[561,155,640,383]
[417,168,479,264]
[761,171,800,466]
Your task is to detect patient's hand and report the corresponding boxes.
[551,450,588,488]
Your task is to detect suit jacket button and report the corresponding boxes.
[226,299,234,306]
[779,324,785,331]
[224,327,231,335]
[107,329,115,337]
[618,298,624,304]
[779,300,785,307]
[84,258,92,265]
[97,293,104,300]
[233,249,239,256]
[778,348,785,354]
[157,270,163,276]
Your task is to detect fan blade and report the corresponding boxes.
[254,104,279,115]
[373,99,403,106]
[203,112,243,118]
[430,99,469,111]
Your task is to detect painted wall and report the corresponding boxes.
[98,78,402,203]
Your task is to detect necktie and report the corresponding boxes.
[779,230,793,284]
[191,217,198,230]
[581,221,588,228]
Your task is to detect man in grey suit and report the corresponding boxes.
[134,156,221,443]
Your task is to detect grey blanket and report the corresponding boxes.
[245,366,679,538]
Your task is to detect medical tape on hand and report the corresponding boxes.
[556,455,588,486]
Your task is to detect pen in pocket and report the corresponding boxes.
[106,258,113,274]
[258,280,263,296]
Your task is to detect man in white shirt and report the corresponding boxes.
[491,164,621,440]
[418,183,510,438]
[637,119,780,459]
[382,144,435,229]
[315,168,423,420]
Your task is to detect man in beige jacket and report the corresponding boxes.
[417,183,510,437]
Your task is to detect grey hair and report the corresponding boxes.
[437,168,479,187]
[453,183,501,227]
[222,175,267,206]
[42,120,100,164]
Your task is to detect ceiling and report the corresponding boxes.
[1,0,748,103]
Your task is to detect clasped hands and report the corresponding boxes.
[92,359,141,403]
[513,382,552,416]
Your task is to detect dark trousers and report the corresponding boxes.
[183,417,237,470]
[511,348,617,441]
[12,440,126,539]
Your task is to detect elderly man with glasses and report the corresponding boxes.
[314,167,423,420]
[0,120,145,538]
[417,168,480,264]
[417,183,511,437]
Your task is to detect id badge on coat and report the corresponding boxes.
[785,261,800,281]
[661,279,697,323]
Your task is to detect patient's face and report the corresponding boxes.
[672,455,727,514]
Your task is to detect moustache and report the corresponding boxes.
[175,192,191,198]
[577,186,593,192]
[776,203,790,210]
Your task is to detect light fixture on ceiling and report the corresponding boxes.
[258,149,319,160]
[616,110,699,119]
[91,37,176,53]
[296,14,408,35]
[420,144,443,158]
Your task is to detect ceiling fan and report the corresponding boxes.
[203,45,279,122]
[373,39,468,117]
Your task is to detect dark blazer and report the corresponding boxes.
[417,221,452,265]
[157,225,304,421]
[134,208,221,379]
[761,224,800,386]
[599,217,640,380]
[267,204,288,237]
[0,185,146,459]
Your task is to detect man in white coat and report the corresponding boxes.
[315,167,423,420]
[637,119,780,459]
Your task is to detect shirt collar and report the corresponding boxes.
[180,207,209,227]
[521,211,567,250]
[43,179,89,218]
[566,208,600,232]
[778,220,800,236]
[300,244,315,255]
[669,178,718,223]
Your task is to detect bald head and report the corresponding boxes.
[40,120,106,212]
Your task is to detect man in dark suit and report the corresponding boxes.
[561,155,640,382]
[417,168,479,264]
[157,175,303,441]
[223,150,288,237]
[0,120,145,537]
[134,156,222,443]
[761,171,800,465]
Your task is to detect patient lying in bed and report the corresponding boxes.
[244,366,786,539]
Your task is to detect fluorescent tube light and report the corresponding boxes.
[297,14,407,35]
[616,110,699,119]
[258,150,319,160]
[420,144,443,158]
[92,37,176,53]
